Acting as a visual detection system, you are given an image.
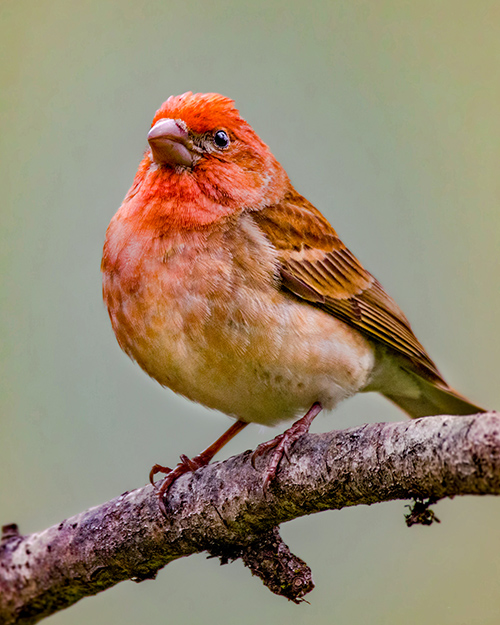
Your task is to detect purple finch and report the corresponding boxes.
[102,92,484,506]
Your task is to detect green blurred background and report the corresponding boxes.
[1,1,499,623]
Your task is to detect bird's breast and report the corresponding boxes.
[102,212,375,425]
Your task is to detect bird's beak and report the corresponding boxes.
[147,119,194,168]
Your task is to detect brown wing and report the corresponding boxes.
[253,189,446,384]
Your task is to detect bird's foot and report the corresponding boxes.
[150,454,209,515]
[251,402,322,490]
[149,420,249,515]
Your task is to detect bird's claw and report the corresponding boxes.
[150,453,211,515]
[178,454,206,472]
[251,402,322,490]
[149,463,172,487]
[251,431,296,491]
[149,420,249,515]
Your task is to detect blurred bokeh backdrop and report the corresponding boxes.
[1,1,499,623]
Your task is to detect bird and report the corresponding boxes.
[101,92,484,507]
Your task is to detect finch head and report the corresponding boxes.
[137,93,288,225]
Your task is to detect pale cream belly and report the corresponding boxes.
[111,280,375,426]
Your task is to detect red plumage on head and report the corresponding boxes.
[152,92,246,136]
[126,93,287,228]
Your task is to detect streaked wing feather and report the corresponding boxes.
[253,191,446,384]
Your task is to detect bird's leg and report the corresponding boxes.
[251,402,323,490]
[150,420,248,510]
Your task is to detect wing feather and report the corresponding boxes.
[253,190,445,384]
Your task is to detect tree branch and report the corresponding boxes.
[1,412,499,624]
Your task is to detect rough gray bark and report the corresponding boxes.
[1,412,500,624]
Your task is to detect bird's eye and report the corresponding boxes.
[213,130,230,149]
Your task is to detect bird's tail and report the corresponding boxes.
[383,375,485,419]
